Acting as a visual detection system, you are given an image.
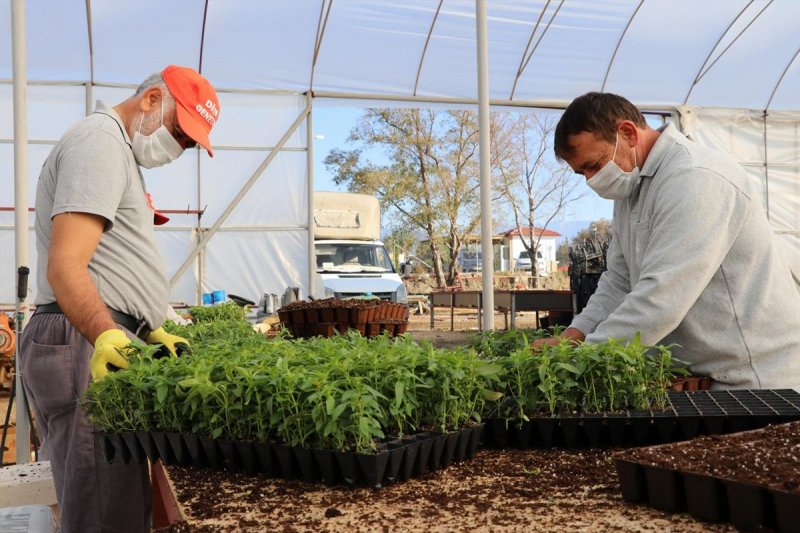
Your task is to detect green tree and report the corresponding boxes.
[325,109,488,287]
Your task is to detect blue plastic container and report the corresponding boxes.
[202,293,213,305]
[212,290,227,304]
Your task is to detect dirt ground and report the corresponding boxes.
[406,307,543,349]
[165,447,733,533]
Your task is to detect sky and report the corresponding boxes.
[310,105,616,241]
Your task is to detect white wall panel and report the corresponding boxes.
[212,94,305,148]
[199,150,307,227]
[204,229,309,304]
[0,85,86,140]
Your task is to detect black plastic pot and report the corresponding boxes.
[605,413,628,446]
[312,449,338,485]
[454,427,472,462]
[771,488,800,533]
[137,430,159,463]
[682,472,728,523]
[558,416,581,447]
[581,414,604,447]
[399,437,421,481]
[183,434,207,468]
[413,434,434,477]
[151,431,175,465]
[217,439,242,471]
[236,441,259,475]
[652,411,677,444]
[122,432,147,464]
[535,417,557,448]
[676,415,702,441]
[644,465,685,512]
[356,451,390,489]
[166,432,190,466]
[466,425,483,460]
[723,480,774,531]
[199,436,223,469]
[254,442,274,476]
[487,418,509,448]
[629,411,654,446]
[334,451,359,486]
[615,459,647,503]
[105,433,126,464]
[702,414,726,435]
[293,447,320,482]
[383,441,405,484]
[273,443,298,479]
[440,432,460,469]
[510,420,533,449]
[428,432,447,471]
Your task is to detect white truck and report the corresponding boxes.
[313,192,408,304]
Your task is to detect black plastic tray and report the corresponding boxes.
[97,424,484,489]
[614,429,800,532]
[483,389,800,449]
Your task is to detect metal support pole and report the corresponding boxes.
[475,0,494,330]
[306,93,316,298]
[12,0,31,465]
[169,105,311,287]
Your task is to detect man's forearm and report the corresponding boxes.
[48,258,116,344]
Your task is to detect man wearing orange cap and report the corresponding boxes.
[19,65,219,532]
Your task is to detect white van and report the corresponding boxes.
[313,192,408,304]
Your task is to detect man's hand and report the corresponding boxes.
[91,329,132,380]
[147,327,190,358]
[532,327,586,351]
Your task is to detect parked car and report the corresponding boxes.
[458,250,482,272]
[515,249,548,274]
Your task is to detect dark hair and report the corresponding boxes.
[554,92,646,160]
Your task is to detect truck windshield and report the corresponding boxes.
[315,243,395,273]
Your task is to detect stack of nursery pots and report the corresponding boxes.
[83,327,500,489]
[614,421,800,532]
[472,329,800,449]
[277,298,408,339]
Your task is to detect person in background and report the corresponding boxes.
[19,65,220,532]
[534,92,799,391]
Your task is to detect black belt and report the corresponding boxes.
[34,302,151,341]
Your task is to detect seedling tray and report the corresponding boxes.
[97,424,483,489]
[483,389,800,449]
[613,422,800,532]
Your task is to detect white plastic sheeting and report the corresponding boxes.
[2,0,799,304]
[678,106,800,282]
[1,0,798,109]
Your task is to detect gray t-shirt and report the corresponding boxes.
[34,101,168,330]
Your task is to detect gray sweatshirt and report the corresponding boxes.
[571,123,800,390]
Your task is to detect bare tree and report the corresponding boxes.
[495,113,586,287]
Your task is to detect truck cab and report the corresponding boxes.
[314,192,408,304]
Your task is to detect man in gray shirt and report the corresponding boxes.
[19,65,220,532]
[535,92,799,391]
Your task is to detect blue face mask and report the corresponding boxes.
[131,98,184,169]
[588,132,640,200]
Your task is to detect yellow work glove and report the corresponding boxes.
[146,327,190,358]
[91,329,132,381]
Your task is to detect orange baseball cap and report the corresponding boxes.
[146,192,170,225]
[162,65,220,157]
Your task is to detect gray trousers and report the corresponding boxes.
[19,312,151,533]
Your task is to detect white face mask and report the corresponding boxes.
[131,98,184,169]
[587,132,640,200]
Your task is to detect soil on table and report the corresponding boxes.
[616,421,800,493]
[164,448,734,532]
